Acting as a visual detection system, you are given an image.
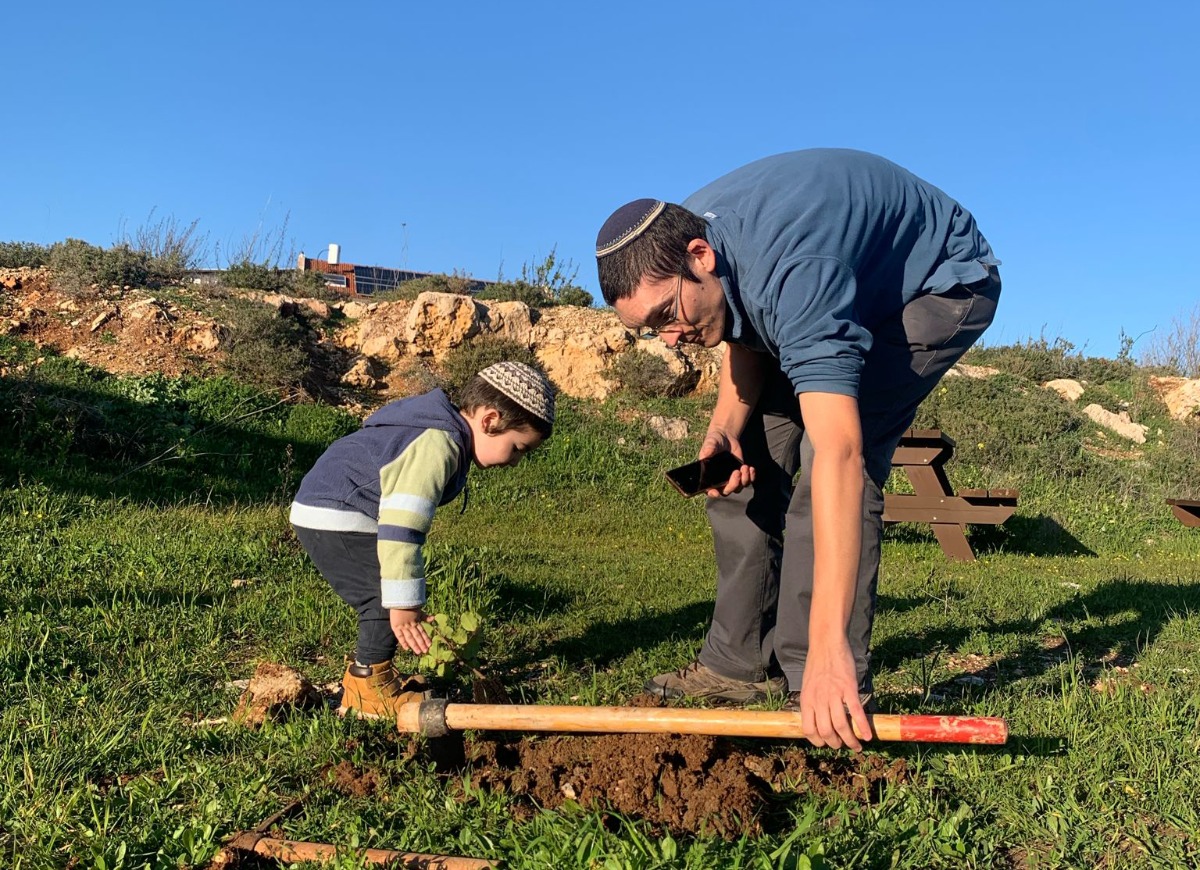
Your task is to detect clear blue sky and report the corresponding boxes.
[5,1,1197,358]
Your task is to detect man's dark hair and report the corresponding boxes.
[596,203,708,305]
[458,375,553,440]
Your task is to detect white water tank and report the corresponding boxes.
[328,243,341,265]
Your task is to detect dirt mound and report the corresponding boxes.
[465,732,908,838]
[232,662,324,727]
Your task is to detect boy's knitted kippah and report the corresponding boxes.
[478,361,556,425]
[596,198,665,258]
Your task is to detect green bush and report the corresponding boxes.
[219,301,310,390]
[481,249,594,309]
[913,372,1089,479]
[966,336,1133,385]
[439,336,543,397]
[48,239,150,294]
[475,281,551,307]
[0,241,51,269]
[604,349,688,399]
[371,273,477,302]
[221,260,287,292]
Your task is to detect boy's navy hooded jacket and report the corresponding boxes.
[289,389,472,608]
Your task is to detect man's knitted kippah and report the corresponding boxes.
[595,198,665,258]
[478,361,556,425]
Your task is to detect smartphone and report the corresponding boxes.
[664,451,745,498]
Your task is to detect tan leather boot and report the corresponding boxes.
[338,661,428,719]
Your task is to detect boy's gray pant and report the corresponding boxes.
[698,271,1001,693]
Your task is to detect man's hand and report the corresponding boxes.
[700,428,755,497]
[799,637,873,751]
[390,607,434,654]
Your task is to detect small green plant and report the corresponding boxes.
[418,611,482,677]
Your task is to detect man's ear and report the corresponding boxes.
[686,238,717,275]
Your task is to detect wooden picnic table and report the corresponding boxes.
[883,428,1018,561]
[1166,498,1200,528]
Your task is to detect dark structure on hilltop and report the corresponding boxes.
[296,244,493,298]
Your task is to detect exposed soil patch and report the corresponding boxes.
[465,731,908,838]
[327,760,382,798]
[232,661,324,727]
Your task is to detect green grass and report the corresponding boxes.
[2,340,1200,868]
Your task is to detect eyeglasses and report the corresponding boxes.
[637,274,685,339]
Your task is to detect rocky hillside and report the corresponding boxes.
[4,266,1199,445]
[0,266,721,405]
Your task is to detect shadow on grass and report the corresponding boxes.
[883,515,1096,558]
[521,600,717,671]
[0,371,345,506]
[875,576,1200,704]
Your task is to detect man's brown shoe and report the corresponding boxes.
[338,661,428,719]
[644,660,786,704]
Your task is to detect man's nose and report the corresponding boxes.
[663,332,682,348]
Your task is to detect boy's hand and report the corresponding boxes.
[390,607,434,654]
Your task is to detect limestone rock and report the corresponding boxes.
[341,356,387,390]
[647,415,690,441]
[340,300,377,319]
[1082,404,1148,443]
[90,307,118,332]
[339,300,413,363]
[1043,378,1086,402]
[479,300,536,346]
[633,337,701,396]
[946,363,1001,379]
[404,292,481,359]
[175,321,224,353]
[530,306,636,399]
[1149,375,1200,420]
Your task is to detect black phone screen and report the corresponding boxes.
[664,451,744,497]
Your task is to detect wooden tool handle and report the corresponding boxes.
[398,702,1007,745]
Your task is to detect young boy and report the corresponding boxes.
[289,361,555,718]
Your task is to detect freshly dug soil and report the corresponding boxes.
[231,662,324,727]
[465,731,908,838]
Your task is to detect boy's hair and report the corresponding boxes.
[458,361,555,440]
[596,201,709,305]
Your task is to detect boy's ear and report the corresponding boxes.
[479,408,502,435]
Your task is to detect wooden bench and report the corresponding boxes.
[883,428,1019,561]
[1167,498,1200,528]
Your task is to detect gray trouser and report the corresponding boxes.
[698,270,1002,692]
[292,525,397,666]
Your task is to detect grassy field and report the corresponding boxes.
[2,335,1200,868]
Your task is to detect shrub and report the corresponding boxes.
[1142,302,1200,377]
[605,349,685,399]
[48,239,150,294]
[913,372,1089,479]
[222,260,288,292]
[0,241,51,269]
[439,336,543,397]
[219,301,310,390]
[122,212,207,285]
[966,336,1132,385]
[482,249,593,309]
[372,273,477,302]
